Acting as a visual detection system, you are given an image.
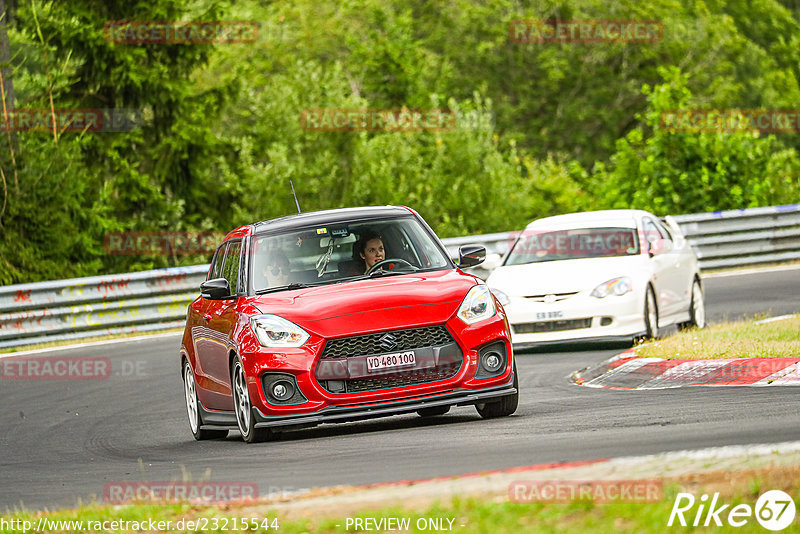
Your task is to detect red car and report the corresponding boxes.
[180,206,518,442]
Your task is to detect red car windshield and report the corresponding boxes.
[505,227,640,265]
[251,217,451,292]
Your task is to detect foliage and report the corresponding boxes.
[1,0,800,283]
[589,66,800,215]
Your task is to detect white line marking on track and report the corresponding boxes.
[608,440,800,466]
[0,331,182,359]
[754,314,796,324]
[703,263,800,278]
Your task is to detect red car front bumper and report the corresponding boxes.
[238,313,515,428]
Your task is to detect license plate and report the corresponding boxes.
[366,351,416,372]
[536,311,564,320]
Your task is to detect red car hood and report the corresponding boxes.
[252,270,477,338]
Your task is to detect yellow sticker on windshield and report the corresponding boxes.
[316,228,328,235]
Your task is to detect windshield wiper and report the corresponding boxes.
[255,282,316,295]
[367,269,407,279]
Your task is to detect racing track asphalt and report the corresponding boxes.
[1,267,799,510]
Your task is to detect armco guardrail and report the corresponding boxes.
[670,204,800,270]
[0,266,209,349]
[1,204,798,349]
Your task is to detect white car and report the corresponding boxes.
[486,210,705,348]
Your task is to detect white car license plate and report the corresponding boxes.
[536,311,564,320]
[366,351,416,372]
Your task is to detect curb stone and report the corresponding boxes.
[572,351,800,389]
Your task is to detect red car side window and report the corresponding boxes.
[221,240,243,294]
[208,242,227,280]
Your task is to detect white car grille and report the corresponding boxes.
[523,292,579,303]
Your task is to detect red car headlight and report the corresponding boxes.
[456,285,497,325]
[249,314,310,348]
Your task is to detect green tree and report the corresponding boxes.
[0,0,229,283]
[589,66,800,215]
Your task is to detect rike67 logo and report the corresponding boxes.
[669,490,796,531]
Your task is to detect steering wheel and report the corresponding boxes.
[366,258,418,275]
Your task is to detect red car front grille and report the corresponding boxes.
[317,325,462,394]
[320,325,454,359]
[337,364,461,393]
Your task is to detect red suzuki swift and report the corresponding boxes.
[180,206,518,442]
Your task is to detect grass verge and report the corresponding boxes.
[635,314,800,360]
[2,466,800,533]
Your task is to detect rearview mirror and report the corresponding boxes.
[458,245,486,268]
[321,235,356,246]
[200,278,231,300]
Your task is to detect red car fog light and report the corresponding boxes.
[261,374,307,405]
[272,382,292,401]
[475,341,507,379]
[483,352,502,372]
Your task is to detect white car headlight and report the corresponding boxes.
[457,285,497,324]
[489,287,510,306]
[250,314,310,348]
[591,277,633,298]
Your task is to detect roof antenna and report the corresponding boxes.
[290,180,302,214]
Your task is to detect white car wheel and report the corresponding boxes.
[644,285,658,339]
[679,279,706,330]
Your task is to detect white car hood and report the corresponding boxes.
[487,256,649,296]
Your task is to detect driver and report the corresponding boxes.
[355,230,389,273]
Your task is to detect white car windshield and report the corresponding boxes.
[251,217,451,292]
[505,227,640,265]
